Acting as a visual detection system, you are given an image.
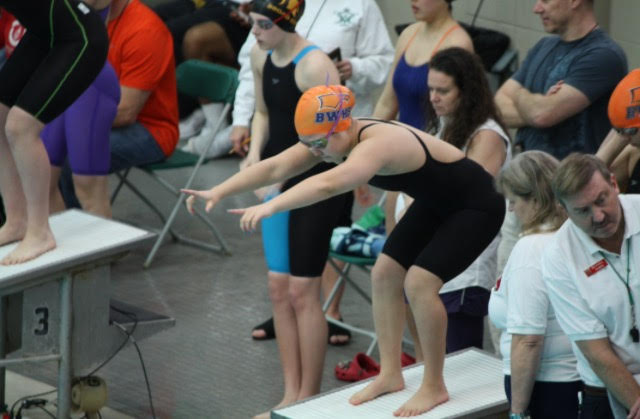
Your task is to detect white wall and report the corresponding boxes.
[375,0,640,69]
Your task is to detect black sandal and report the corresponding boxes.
[251,317,275,340]
[328,318,352,346]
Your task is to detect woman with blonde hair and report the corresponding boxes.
[489,151,581,419]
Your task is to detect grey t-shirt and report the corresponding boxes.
[512,29,627,159]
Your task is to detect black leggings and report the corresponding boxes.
[0,0,108,123]
[287,191,352,277]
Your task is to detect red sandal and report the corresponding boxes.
[334,352,380,382]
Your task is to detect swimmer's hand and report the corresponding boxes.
[228,203,275,232]
[182,188,221,214]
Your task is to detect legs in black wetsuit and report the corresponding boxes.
[0,0,108,264]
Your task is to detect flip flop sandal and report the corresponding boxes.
[334,352,380,382]
[328,318,352,346]
[251,317,275,340]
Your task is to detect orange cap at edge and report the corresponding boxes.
[608,69,640,130]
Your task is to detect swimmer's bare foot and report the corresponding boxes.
[0,221,26,247]
[1,228,56,265]
[393,383,449,417]
[349,372,405,405]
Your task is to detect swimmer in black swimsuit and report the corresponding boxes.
[0,0,108,264]
[184,84,505,416]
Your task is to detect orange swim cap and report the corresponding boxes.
[294,85,356,136]
[608,69,640,130]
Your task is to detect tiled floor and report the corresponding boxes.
[8,156,494,419]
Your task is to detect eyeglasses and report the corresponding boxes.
[249,16,275,30]
[614,126,639,136]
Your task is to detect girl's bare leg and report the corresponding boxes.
[393,267,449,417]
[289,275,327,399]
[350,254,407,405]
[1,106,55,264]
[253,272,299,419]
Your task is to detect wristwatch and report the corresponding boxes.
[508,411,531,419]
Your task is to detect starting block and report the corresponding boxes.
[0,210,175,418]
[273,348,508,418]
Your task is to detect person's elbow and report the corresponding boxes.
[113,114,137,127]
[513,333,545,349]
[113,107,139,127]
[318,171,356,198]
[494,91,512,115]
[317,177,343,198]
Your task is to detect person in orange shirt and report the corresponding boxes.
[105,0,179,169]
[59,0,179,208]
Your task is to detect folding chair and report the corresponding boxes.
[111,60,238,268]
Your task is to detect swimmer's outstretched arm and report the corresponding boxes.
[182,143,320,213]
[231,141,388,232]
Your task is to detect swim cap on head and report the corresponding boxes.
[251,0,305,33]
[295,85,356,136]
[609,69,640,130]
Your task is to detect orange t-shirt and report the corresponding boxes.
[107,0,178,156]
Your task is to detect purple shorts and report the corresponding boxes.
[42,61,120,175]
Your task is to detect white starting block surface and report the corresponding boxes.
[0,210,155,419]
[0,209,153,294]
[273,348,507,419]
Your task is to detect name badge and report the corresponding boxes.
[584,259,608,277]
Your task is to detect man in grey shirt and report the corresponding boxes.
[495,0,627,159]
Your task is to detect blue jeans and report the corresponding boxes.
[109,123,166,173]
[60,122,166,208]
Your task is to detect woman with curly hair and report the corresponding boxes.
[397,47,510,355]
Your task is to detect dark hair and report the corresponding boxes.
[425,47,509,150]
